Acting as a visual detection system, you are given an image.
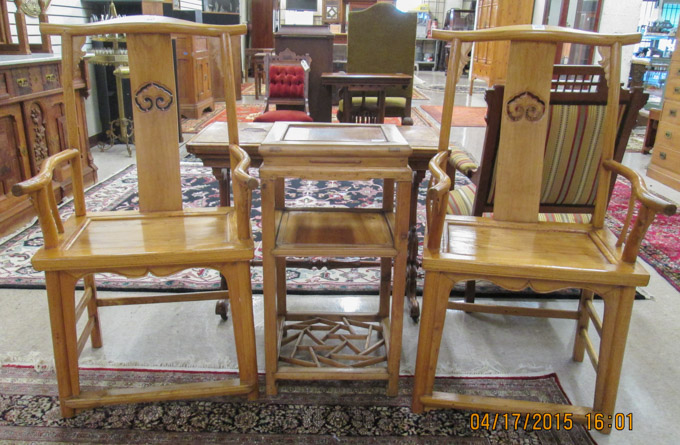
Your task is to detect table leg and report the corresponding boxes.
[212,167,231,207]
[406,170,426,322]
[261,178,279,395]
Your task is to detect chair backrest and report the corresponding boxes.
[469,65,648,217]
[347,2,416,100]
[263,48,311,113]
[435,26,640,227]
[42,16,246,214]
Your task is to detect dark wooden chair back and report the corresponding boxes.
[467,65,647,217]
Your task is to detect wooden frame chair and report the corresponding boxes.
[253,48,313,123]
[12,16,259,417]
[447,65,649,302]
[412,26,677,434]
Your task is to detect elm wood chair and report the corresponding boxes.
[447,66,648,303]
[12,16,259,417]
[253,48,313,123]
[412,26,677,434]
[340,2,417,125]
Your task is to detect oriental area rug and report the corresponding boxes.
[0,163,677,294]
[0,365,595,444]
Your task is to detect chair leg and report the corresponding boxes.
[412,272,454,413]
[221,262,259,400]
[58,273,82,400]
[83,274,103,348]
[572,289,594,362]
[44,272,77,418]
[593,287,635,434]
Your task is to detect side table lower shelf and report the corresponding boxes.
[276,315,390,380]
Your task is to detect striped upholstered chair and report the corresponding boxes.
[447,66,648,302]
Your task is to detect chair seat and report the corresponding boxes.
[424,215,649,287]
[338,96,407,112]
[253,109,313,123]
[33,208,254,271]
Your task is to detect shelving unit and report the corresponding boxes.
[415,38,439,71]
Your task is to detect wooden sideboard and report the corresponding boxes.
[0,55,96,234]
[648,27,680,191]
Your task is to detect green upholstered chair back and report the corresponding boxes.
[347,3,416,101]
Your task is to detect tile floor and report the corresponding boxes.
[1,71,679,444]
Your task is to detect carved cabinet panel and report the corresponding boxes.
[175,35,214,119]
[0,58,96,235]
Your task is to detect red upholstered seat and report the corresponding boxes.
[256,50,312,123]
[254,109,313,122]
[269,65,305,98]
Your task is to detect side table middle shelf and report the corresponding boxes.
[259,122,413,396]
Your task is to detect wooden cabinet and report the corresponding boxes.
[175,35,214,119]
[0,56,96,235]
[469,0,533,91]
[275,25,335,122]
[648,31,680,191]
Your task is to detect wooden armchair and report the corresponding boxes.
[412,26,677,433]
[253,48,313,123]
[447,65,649,302]
[12,16,259,417]
[341,2,417,125]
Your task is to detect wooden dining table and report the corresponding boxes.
[186,121,443,321]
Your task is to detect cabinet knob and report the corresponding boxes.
[665,131,673,139]
[675,87,680,94]
[45,73,56,82]
[16,78,28,87]
[670,109,678,117]
[659,152,667,160]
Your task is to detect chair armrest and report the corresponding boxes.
[12,149,80,197]
[426,151,451,251]
[229,144,258,241]
[603,160,677,262]
[11,148,85,249]
[448,147,478,178]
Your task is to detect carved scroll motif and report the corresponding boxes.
[456,42,473,84]
[30,103,49,165]
[597,46,612,85]
[134,82,174,112]
[506,91,546,122]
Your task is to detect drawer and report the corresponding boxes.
[11,67,33,95]
[665,77,680,102]
[667,59,680,82]
[654,121,680,151]
[651,144,680,173]
[661,100,680,127]
[41,64,61,90]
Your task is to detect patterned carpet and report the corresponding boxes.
[0,163,677,294]
[0,365,595,444]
